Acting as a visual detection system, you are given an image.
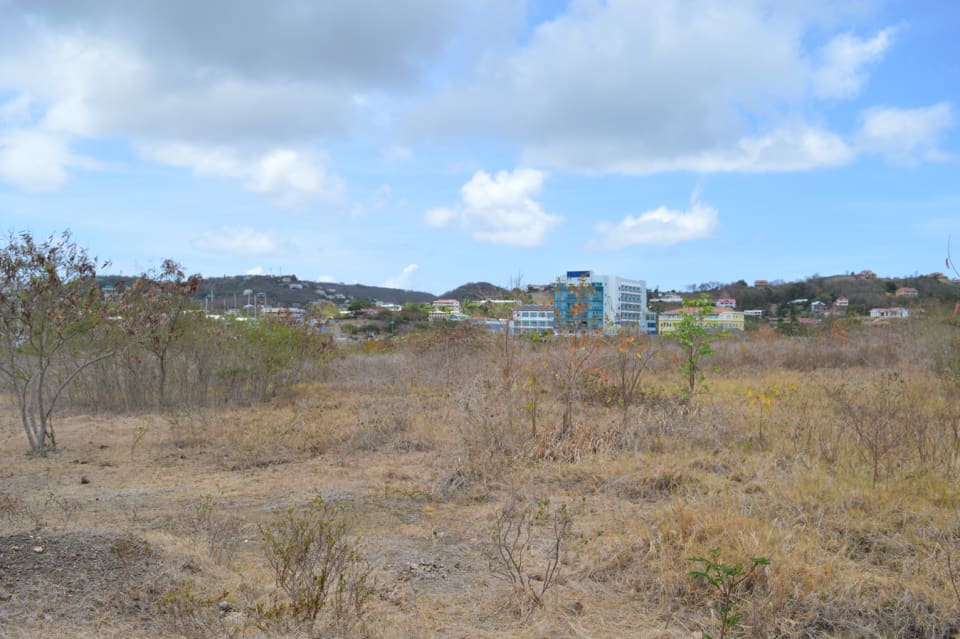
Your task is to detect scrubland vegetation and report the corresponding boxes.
[3,236,960,638]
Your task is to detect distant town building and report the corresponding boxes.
[553,270,651,334]
[260,307,305,323]
[657,306,745,334]
[512,304,555,335]
[895,287,918,298]
[754,279,769,287]
[431,299,461,313]
[715,298,736,308]
[869,307,910,319]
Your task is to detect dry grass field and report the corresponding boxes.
[2,319,960,638]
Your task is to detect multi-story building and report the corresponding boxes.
[657,306,745,334]
[512,304,555,335]
[869,307,910,319]
[431,299,461,313]
[553,270,652,334]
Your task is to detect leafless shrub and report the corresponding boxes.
[341,396,413,453]
[158,580,241,639]
[832,372,915,486]
[451,375,526,488]
[257,497,373,636]
[184,494,243,566]
[0,491,24,528]
[487,493,573,616]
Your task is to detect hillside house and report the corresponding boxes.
[432,299,461,313]
[657,307,745,334]
[716,298,736,308]
[869,307,910,319]
[895,287,918,298]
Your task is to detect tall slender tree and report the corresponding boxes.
[0,232,111,452]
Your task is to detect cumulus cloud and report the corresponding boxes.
[813,29,893,99]
[247,150,346,206]
[856,103,954,163]
[564,124,854,174]
[426,169,560,246]
[0,128,98,191]
[424,207,458,228]
[413,1,906,174]
[592,194,719,249]
[316,274,338,283]
[245,266,266,275]
[383,263,419,289]
[195,227,278,256]
[0,1,467,192]
[141,143,344,206]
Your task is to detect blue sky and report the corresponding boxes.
[0,0,958,294]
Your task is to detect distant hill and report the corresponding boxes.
[656,272,958,315]
[97,273,437,310]
[439,281,514,301]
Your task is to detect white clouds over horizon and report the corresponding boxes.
[0,0,953,199]
[413,1,938,175]
[856,103,954,163]
[426,168,560,247]
[813,29,894,99]
[195,227,278,256]
[0,0,465,197]
[0,128,96,191]
[383,263,419,289]
[592,194,719,249]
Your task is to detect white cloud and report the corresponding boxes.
[414,1,899,174]
[247,149,345,206]
[142,143,345,206]
[245,266,265,275]
[383,263,419,289]
[592,194,719,249]
[316,274,338,283]
[857,103,954,163]
[0,128,97,191]
[0,93,33,126]
[424,207,458,228]
[0,1,468,192]
[813,29,893,99]
[571,124,854,174]
[195,227,278,256]
[432,168,560,246]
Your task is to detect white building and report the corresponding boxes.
[512,305,554,335]
[869,307,910,319]
[554,270,653,334]
[431,299,461,313]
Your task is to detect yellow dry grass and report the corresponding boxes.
[2,322,960,638]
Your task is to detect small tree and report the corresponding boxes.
[0,232,112,452]
[670,294,721,399]
[117,260,201,410]
[607,332,651,429]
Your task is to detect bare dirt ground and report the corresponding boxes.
[4,349,960,638]
[1,410,650,639]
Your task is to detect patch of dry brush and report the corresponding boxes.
[2,319,960,637]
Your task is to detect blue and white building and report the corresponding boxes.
[553,270,654,334]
